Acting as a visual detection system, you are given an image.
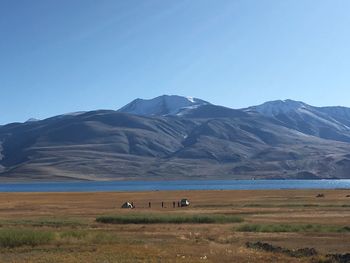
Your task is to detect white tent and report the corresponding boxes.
[180,199,190,207]
[121,202,134,208]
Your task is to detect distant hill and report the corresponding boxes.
[0,96,350,181]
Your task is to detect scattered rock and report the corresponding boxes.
[246,242,318,258]
[291,247,317,258]
[246,241,283,253]
[326,253,350,263]
[247,242,350,262]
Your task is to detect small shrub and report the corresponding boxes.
[341,226,350,232]
[0,229,54,248]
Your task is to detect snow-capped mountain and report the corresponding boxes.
[2,95,350,181]
[247,99,350,142]
[246,99,309,116]
[118,95,210,116]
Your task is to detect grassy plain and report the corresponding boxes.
[0,189,349,262]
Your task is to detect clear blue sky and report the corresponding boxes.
[1,0,350,124]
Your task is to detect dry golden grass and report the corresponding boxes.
[0,189,348,262]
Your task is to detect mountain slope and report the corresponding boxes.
[1,96,350,181]
[246,99,350,142]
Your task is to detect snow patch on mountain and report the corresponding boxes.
[247,99,308,116]
[247,99,350,131]
[26,118,40,123]
[118,95,210,116]
[62,111,87,116]
[298,107,349,130]
[187,96,195,103]
[176,104,202,116]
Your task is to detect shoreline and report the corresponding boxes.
[0,187,349,194]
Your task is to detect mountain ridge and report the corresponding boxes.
[1,95,350,181]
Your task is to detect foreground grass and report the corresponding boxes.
[0,228,121,248]
[236,223,350,233]
[0,229,54,248]
[96,214,244,224]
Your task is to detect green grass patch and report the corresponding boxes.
[0,229,122,248]
[96,214,243,224]
[236,223,350,233]
[0,228,54,248]
[59,230,88,240]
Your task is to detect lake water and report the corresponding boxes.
[0,180,349,192]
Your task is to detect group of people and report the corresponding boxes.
[148,201,181,208]
[123,199,189,209]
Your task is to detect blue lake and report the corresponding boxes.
[0,180,349,192]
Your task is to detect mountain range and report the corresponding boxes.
[1,95,350,181]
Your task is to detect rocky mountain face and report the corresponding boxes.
[0,96,350,181]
